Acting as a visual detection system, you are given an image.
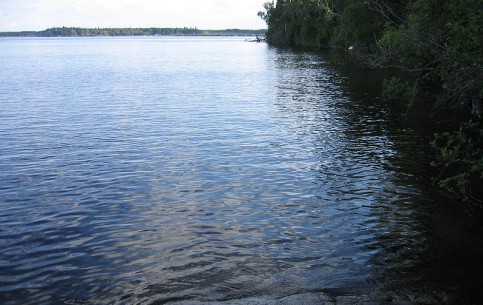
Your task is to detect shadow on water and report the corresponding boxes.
[1,38,482,305]
[263,47,483,303]
[317,49,483,302]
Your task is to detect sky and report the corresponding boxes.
[0,0,269,31]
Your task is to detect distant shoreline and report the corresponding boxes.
[0,27,266,37]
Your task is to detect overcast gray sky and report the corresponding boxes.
[0,0,269,31]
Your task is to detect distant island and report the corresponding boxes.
[0,27,266,37]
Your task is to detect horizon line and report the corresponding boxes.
[0,26,267,33]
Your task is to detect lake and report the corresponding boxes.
[0,37,481,304]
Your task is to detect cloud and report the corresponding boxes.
[0,0,267,31]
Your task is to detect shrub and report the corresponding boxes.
[432,118,483,206]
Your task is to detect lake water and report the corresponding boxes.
[0,37,481,304]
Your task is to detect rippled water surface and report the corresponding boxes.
[0,37,479,304]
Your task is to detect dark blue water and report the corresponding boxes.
[0,37,479,304]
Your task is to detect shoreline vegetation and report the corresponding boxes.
[0,27,267,37]
[258,0,482,207]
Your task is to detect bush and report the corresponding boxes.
[432,118,483,206]
[382,77,415,102]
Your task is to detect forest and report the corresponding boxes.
[259,0,482,206]
[0,27,266,37]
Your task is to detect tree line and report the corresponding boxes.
[259,0,482,205]
[0,27,266,37]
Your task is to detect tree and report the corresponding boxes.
[258,0,483,205]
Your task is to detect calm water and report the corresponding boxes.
[0,37,480,304]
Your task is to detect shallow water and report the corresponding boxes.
[0,37,480,304]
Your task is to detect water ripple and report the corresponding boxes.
[0,37,443,304]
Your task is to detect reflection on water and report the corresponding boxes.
[269,50,433,290]
[0,37,481,304]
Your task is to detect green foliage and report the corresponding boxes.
[380,0,482,109]
[259,0,336,48]
[259,0,481,103]
[0,27,266,37]
[259,0,482,204]
[382,77,414,102]
[331,1,384,50]
[378,23,404,53]
[432,118,483,205]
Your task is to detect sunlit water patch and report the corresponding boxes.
[0,37,477,304]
